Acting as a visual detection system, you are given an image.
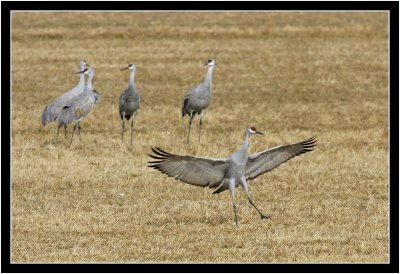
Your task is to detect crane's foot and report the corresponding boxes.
[260,214,270,220]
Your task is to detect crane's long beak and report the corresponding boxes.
[75,68,88,74]
[256,130,264,136]
[120,66,129,71]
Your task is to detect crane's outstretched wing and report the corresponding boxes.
[148,147,228,188]
[245,136,317,180]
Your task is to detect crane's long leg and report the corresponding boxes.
[57,124,61,139]
[187,111,194,144]
[121,112,125,142]
[77,122,82,142]
[130,113,135,146]
[57,124,68,140]
[198,111,204,143]
[70,123,78,146]
[229,179,239,227]
[240,177,270,220]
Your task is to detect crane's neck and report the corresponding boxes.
[128,70,136,90]
[204,66,214,87]
[78,63,86,88]
[86,74,94,91]
[240,130,251,154]
[78,72,85,89]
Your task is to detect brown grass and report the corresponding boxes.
[11,12,388,262]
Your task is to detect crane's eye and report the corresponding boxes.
[250,126,257,132]
[208,59,212,63]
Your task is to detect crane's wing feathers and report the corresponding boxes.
[148,147,227,188]
[58,94,98,125]
[41,103,59,125]
[245,136,317,180]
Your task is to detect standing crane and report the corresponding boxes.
[148,126,317,226]
[58,67,100,146]
[41,60,88,138]
[181,59,216,144]
[119,64,141,145]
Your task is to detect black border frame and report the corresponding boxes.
[2,1,398,273]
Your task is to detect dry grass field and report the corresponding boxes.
[11,12,388,262]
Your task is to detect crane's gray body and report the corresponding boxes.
[58,89,100,126]
[149,127,317,226]
[181,81,211,117]
[119,64,141,144]
[211,130,253,194]
[181,59,215,143]
[41,60,87,126]
[58,67,100,145]
[119,84,140,121]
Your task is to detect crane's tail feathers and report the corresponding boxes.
[41,114,57,126]
[41,104,59,126]
[181,97,189,118]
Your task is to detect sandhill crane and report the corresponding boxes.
[41,60,88,138]
[58,67,100,145]
[182,59,216,144]
[148,127,317,226]
[119,64,141,145]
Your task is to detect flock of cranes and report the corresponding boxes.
[41,59,317,226]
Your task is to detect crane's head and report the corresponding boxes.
[204,59,216,67]
[248,126,264,136]
[121,64,136,72]
[86,67,95,76]
[80,60,89,71]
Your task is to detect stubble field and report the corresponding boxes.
[11,12,388,262]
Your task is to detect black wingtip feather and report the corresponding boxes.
[151,147,161,155]
[151,147,173,157]
[301,136,317,152]
[148,147,176,167]
[148,160,163,164]
[148,154,167,160]
[154,147,174,156]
